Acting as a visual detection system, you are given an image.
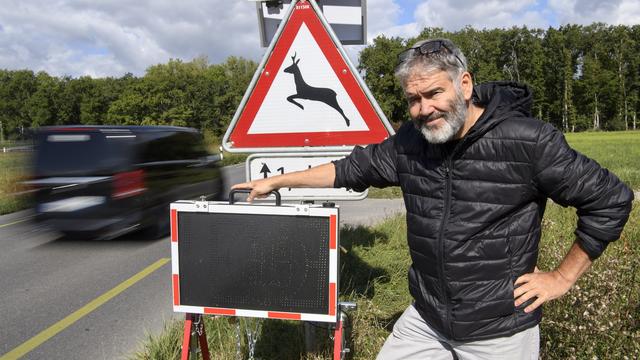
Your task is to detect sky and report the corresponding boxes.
[0,0,638,78]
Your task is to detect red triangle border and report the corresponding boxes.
[229,2,390,149]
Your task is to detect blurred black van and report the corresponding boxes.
[27,126,222,239]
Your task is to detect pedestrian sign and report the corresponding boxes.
[223,0,393,153]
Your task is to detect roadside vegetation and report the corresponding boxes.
[3,24,640,142]
[204,130,248,168]
[0,151,32,215]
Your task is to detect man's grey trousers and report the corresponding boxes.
[376,304,539,360]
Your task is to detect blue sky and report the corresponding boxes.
[0,0,637,78]
[397,0,420,23]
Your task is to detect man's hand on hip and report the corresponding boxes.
[513,267,573,313]
[513,240,592,313]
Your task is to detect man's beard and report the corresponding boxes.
[413,89,467,144]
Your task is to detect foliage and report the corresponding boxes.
[361,24,640,131]
[358,36,406,128]
[537,203,639,359]
[0,57,257,141]
[367,186,402,199]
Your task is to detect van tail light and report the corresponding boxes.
[112,170,146,199]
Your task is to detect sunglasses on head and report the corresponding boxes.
[397,40,465,68]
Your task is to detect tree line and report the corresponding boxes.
[1,23,638,141]
[360,23,640,132]
[0,56,257,141]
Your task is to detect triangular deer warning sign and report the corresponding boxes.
[223,0,393,152]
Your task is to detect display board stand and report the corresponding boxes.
[174,190,355,359]
[179,310,351,360]
[181,313,211,360]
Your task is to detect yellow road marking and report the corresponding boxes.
[0,217,31,229]
[0,257,171,360]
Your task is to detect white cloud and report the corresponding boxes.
[548,0,640,26]
[0,0,261,77]
[0,0,637,78]
[366,0,403,37]
[410,0,549,31]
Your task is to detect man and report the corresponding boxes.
[232,38,633,359]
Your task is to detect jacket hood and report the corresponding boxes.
[466,81,534,140]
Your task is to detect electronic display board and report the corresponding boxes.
[170,201,339,323]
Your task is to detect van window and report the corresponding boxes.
[140,131,206,163]
[34,130,135,176]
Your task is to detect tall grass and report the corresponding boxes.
[537,202,639,359]
[0,152,32,215]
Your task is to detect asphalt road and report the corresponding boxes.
[0,164,405,360]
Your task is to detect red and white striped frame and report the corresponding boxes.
[170,201,340,323]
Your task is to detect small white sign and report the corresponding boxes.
[246,152,367,200]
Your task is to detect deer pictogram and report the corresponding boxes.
[283,53,351,127]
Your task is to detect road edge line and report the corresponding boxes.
[0,217,32,229]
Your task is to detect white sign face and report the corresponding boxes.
[248,23,369,135]
[246,153,367,200]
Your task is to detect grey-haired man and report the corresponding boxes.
[233,38,633,359]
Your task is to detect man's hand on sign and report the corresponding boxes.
[232,178,279,202]
[231,162,337,202]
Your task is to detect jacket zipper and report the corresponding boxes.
[438,157,454,337]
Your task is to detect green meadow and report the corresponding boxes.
[565,131,639,190]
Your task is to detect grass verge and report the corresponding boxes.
[1,130,634,212]
[0,152,32,215]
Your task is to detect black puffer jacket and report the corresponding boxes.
[334,81,634,341]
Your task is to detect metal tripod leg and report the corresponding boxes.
[180,313,211,360]
[333,301,356,360]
